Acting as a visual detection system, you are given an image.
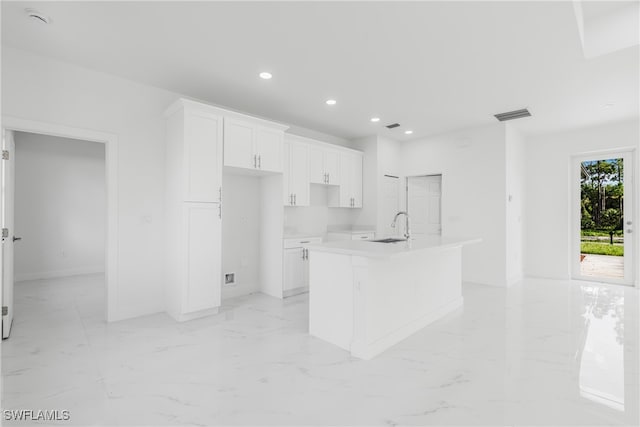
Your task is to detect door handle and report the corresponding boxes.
[13,236,22,242]
[627,229,633,234]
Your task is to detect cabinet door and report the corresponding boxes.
[184,203,221,313]
[324,149,340,185]
[283,141,293,205]
[290,142,309,206]
[351,154,363,208]
[184,111,222,202]
[338,152,352,207]
[224,118,254,169]
[283,248,305,291]
[308,145,326,184]
[255,127,283,172]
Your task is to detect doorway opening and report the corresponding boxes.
[406,174,442,238]
[573,152,635,285]
[16,132,106,319]
[2,117,118,339]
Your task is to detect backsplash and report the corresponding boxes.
[284,185,359,236]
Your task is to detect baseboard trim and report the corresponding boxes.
[15,267,105,282]
[169,306,220,322]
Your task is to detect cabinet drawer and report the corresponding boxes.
[284,237,322,249]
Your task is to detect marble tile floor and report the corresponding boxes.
[1,274,638,426]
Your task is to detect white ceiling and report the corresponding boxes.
[2,1,638,141]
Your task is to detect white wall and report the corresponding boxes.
[14,133,105,281]
[221,173,261,299]
[2,47,175,320]
[505,125,526,285]
[400,124,509,286]
[524,119,640,281]
[376,136,402,236]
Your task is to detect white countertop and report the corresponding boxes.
[326,226,376,234]
[306,236,481,258]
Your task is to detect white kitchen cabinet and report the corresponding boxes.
[331,151,363,208]
[283,248,306,292]
[165,99,224,321]
[183,203,222,313]
[309,145,340,185]
[283,237,321,297]
[224,117,285,173]
[283,137,310,206]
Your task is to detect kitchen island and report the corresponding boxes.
[306,237,480,359]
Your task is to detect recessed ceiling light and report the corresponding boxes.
[370,117,380,123]
[325,99,337,106]
[25,8,50,24]
[259,72,272,80]
[405,130,413,135]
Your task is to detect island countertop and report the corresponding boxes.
[306,236,481,258]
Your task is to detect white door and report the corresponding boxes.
[283,141,293,205]
[308,145,326,184]
[184,202,221,313]
[351,154,363,208]
[223,118,254,170]
[573,152,634,286]
[324,150,340,185]
[255,128,283,173]
[184,111,223,202]
[407,175,442,238]
[338,152,352,207]
[283,248,305,291]
[2,130,16,339]
[290,142,309,206]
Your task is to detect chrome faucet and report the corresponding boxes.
[391,211,411,240]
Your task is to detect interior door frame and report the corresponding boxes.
[406,173,443,236]
[570,149,636,286]
[1,116,119,321]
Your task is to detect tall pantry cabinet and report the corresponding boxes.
[165,99,223,321]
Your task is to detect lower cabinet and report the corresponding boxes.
[166,202,222,321]
[184,203,222,313]
[283,237,322,297]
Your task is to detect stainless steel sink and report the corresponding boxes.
[370,238,407,243]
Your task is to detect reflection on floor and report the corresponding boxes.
[2,274,638,426]
[581,254,624,279]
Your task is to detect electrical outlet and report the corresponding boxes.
[224,273,236,286]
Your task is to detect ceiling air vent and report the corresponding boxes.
[386,123,400,129]
[494,108,531,122]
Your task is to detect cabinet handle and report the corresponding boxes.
[219,187,222,203]
[324,173,327,184]
[294,194,297,205]
[258,155,262,169]
[301,248,306,260]
[253,154,257,168]
[218,203,221,219]
[327,173,330,184]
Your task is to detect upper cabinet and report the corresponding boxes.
[309,145,340,185]
[330,151,363,208]
[165,99,223,203]
[224,117,287,173]
[283,136,310,207]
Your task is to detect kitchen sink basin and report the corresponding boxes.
[370,238,407,243]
